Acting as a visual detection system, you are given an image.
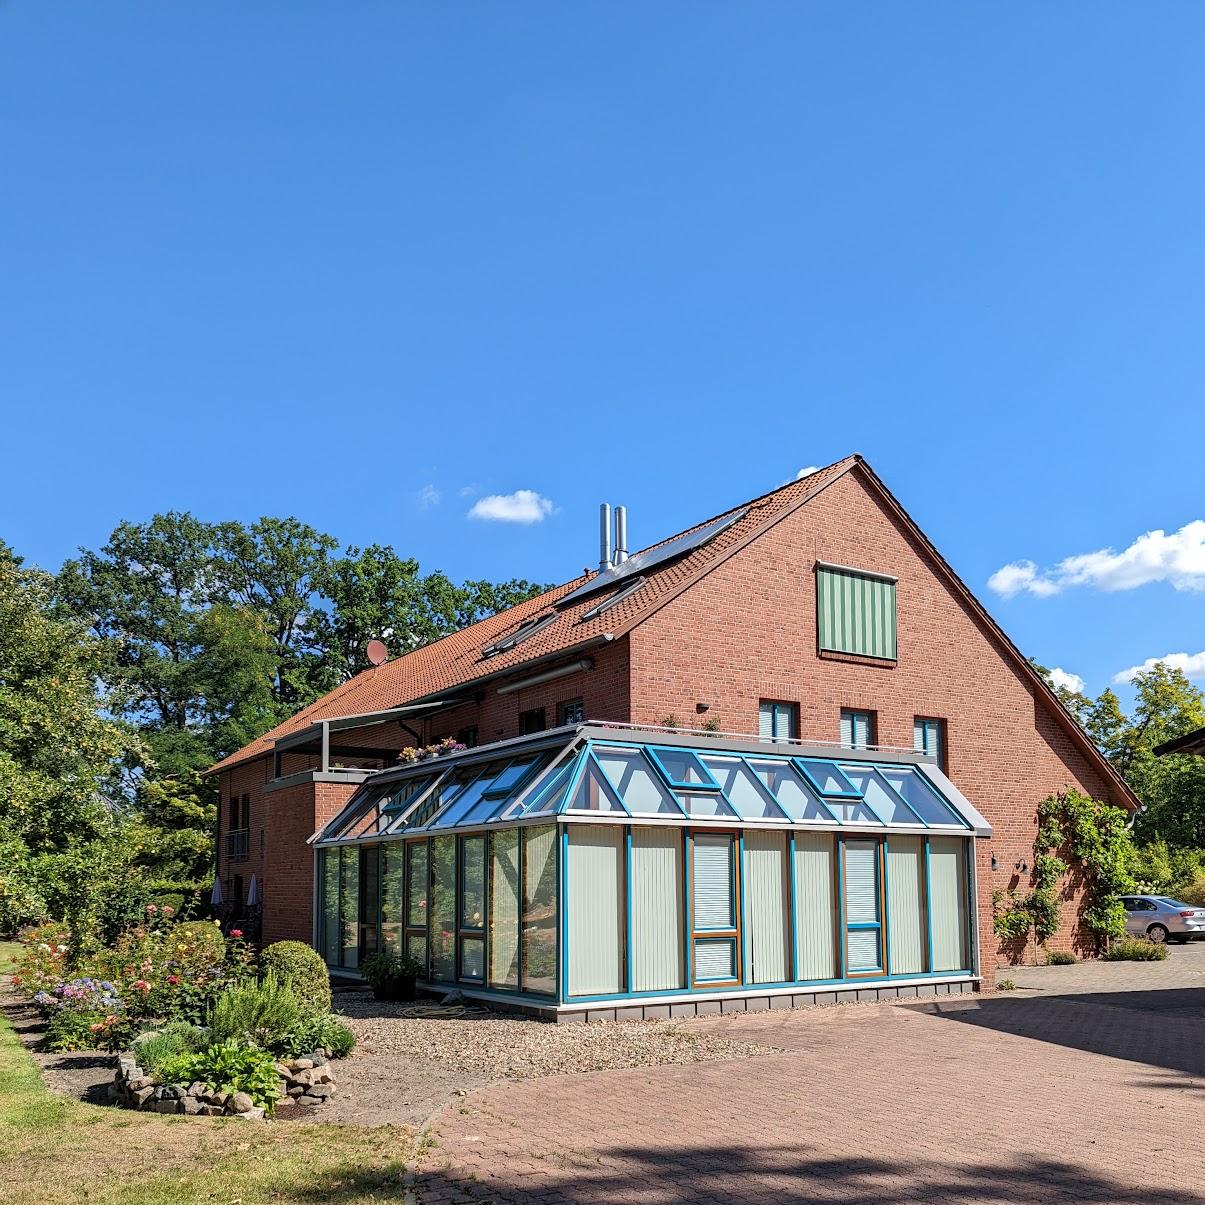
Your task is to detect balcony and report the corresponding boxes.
[225,829,249,861]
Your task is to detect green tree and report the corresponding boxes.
[310,546,548,684]
[0,545,140,853]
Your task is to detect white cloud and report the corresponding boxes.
[467,489,554,524]
[1113,651,1205,685]
[418,485,441,509]
[989,520,1205,598]
[796,466,821,479]
[458,485,478,498]
[1047,666,1086,695]
[987,561,1062,598]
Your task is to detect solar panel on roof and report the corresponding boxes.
[558,509,747,608]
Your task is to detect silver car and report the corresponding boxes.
[1120,895,1205,943]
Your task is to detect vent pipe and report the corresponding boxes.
[614,506,629,564]
[598,503,613,571]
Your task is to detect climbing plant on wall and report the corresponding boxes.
[993,789,1132,957]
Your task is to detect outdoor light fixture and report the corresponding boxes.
[696,702,711,714]
[991,855,999,871]
[1015,859,1029,873]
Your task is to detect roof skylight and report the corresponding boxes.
[481,611,557,658]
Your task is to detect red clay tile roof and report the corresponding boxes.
[208,454,1139,813]
[208,458,859,773]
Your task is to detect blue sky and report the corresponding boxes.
[2,4,1203,706]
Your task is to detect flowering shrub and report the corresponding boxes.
[11,922,72,995]
[15,907,255,1049]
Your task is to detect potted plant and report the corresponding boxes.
[360,951,423,1002]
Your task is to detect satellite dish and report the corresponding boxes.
[365,639,389,667]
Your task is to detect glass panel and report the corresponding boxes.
[887,836,926,975]
[797,758,860,797]
[427,763,507,829]
[489,829,521,988]
[339,846,359,969]
[381,776,434,815]
[839,767,920,825]
[694,938,737,981]
[567,825,624,996]
[486,755,543,798]
[746,759,833,822]
[744,831,789,984]
[930,838,969,972]
[430,836,456,980]
[794,833,836,980]
[460,937,484,982]
[406,932,426,969]
[877,767,965,827]
[565,759,625,813]
[680,791,737,819]
[358,846,379,959]
[407,771,474,829]
[844,839,880,925]
[522,826,557,995]
[405,841,428,930]
[594,747,680,815]
[824,798,882,824]
[846,927,882,972]
[649,747,716,788]
[460,836,486,930]
[701,756,784,820]
[519,762,574,816]
[321,849,339,965]
[692,833,735,929]
[380,843,404,954]
[631,828,684,992]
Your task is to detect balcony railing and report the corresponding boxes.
[225,829,249,861]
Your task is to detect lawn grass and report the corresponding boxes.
[0,940,419,1204]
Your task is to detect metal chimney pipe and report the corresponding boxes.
[614,506,629,564]
[599,503,613,571]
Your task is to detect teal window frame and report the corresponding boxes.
[759,700,798,741]
[795,757,862,800]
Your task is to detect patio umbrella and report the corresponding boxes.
[246,874,260,906]
[210,875,223,906]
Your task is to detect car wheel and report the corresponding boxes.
[1147,924,1169,944]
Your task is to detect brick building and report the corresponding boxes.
[209,455,1135,1010]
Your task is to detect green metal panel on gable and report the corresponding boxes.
[817,567,897,661]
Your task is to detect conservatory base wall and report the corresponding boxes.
[386,973,978,1022]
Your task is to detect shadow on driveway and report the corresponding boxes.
[291,1146,1205,1205]
[913,987,1205,1077]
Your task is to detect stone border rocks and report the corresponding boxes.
[110,1050,336,1120]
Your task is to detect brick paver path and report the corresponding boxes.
[415,947,1205,1203]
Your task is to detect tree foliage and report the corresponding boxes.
[1,514,549,931]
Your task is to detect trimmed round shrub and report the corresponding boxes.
[260,940,331,1015]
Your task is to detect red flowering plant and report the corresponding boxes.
[15,908,257,1049]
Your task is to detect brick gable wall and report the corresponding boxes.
[627,469,1114,978]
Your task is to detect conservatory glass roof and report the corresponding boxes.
[313,728,989,844]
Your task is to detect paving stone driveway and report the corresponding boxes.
[415,947,1205,1204]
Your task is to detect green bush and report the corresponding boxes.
[996,978,1017,991]
[1046,951,1077,965]
[360,951,422,1000]
[208,971,302,1051]
[259,941,331,1015]
[279,1012,356,1059]
[159,1039,282,1114]
[1103,937,1168,962]
[45,1008,110,1051]
[1178,874,1205,908]
[133,1021,208,1077]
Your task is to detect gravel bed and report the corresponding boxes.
[337,995,782,1081]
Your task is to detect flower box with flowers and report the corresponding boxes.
[396,737,467,764]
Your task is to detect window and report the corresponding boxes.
[840,709,875,750]
[520,708,546,735]
[758,700,799,742]
[690,832,740,985]
[914,717,945,770]
[816,564,897,660]
[559,699,584,726]
[842,839,883,975]
[457,726,478,748]
[482,612,556,658]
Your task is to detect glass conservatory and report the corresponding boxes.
[311,724,989,1017]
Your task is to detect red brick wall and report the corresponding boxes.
[627,467,1118,977]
